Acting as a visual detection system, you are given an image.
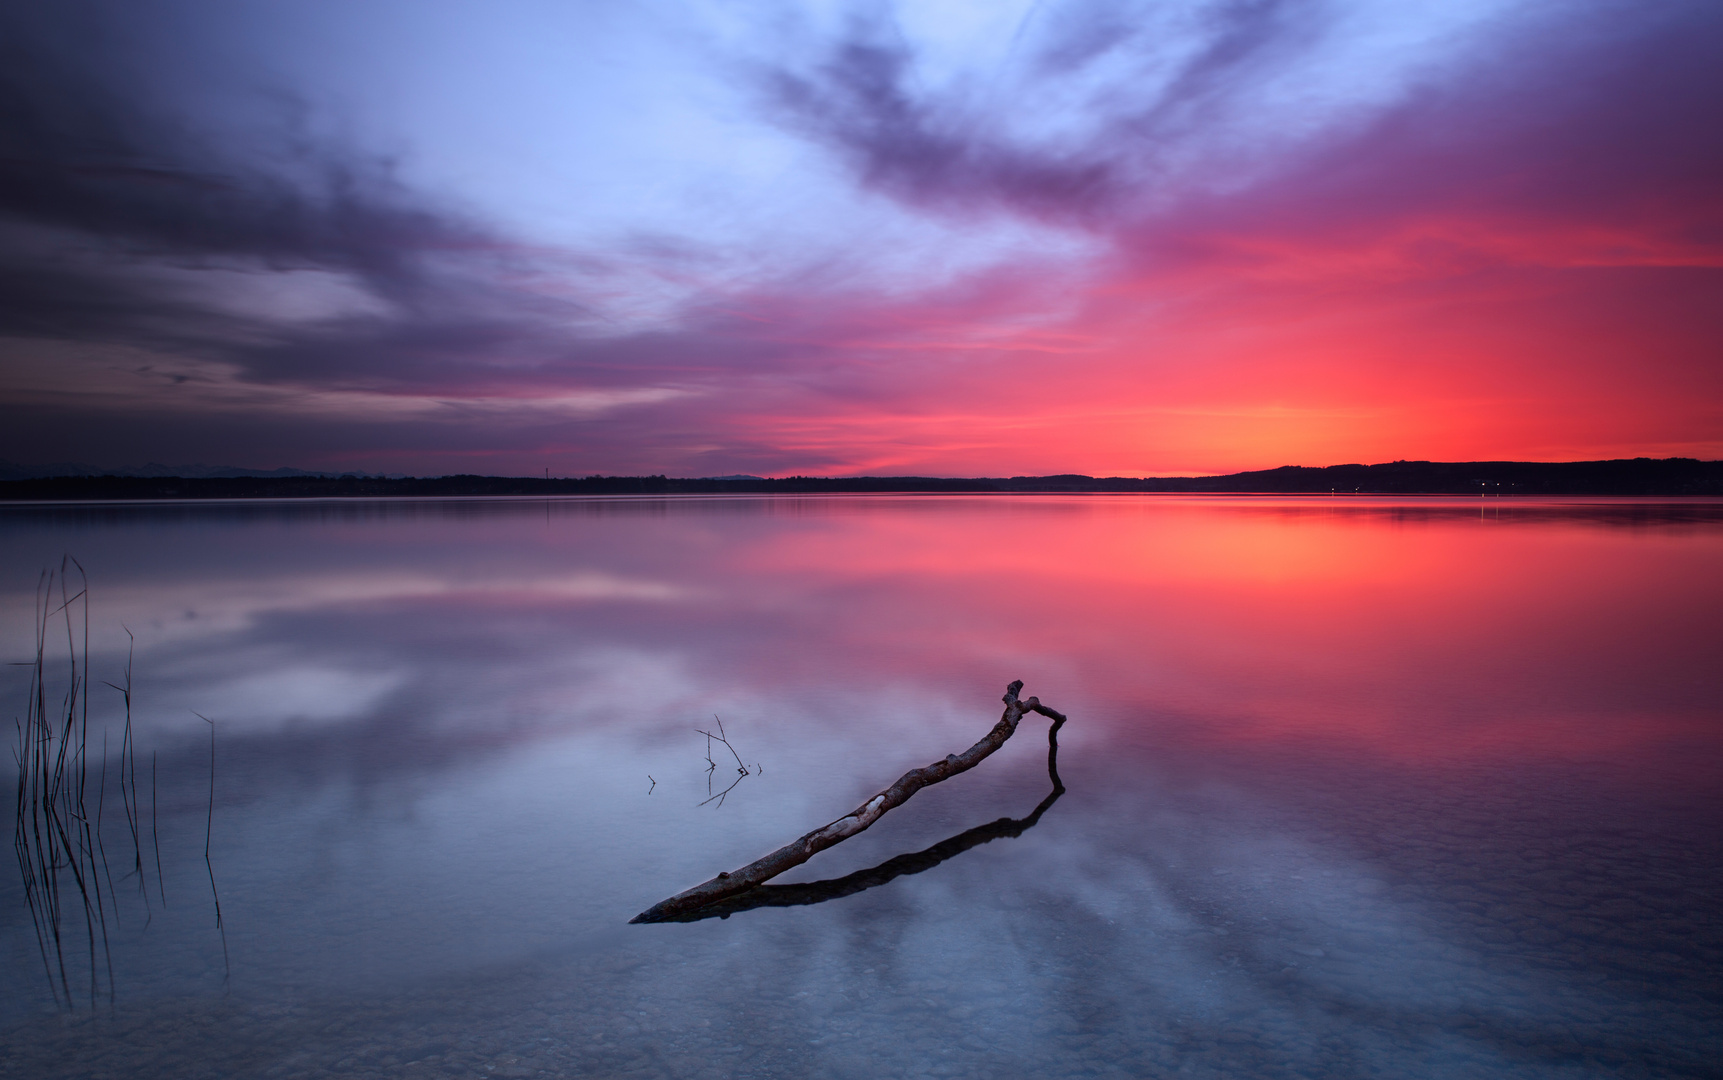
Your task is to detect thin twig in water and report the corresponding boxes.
[192,712,229,984]
[64,558,111,1006]
[100,629,149,928]
[695,715,752,808]
[95,731,121,930]
[117,631,147,905]
[13,567,222,1005]
[151,751,165,908]
[12,561,124,1006]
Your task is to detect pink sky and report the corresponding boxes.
[0,1,1718,476]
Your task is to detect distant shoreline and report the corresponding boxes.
[2,458,1720,500]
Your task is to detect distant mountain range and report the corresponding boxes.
[1,458,1719,498]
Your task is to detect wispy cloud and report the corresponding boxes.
[0,0,1718,476]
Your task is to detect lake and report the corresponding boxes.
[3,494,1721,1079]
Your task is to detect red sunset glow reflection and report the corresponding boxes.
[3,496,1715,785]
[709,498,1723,770]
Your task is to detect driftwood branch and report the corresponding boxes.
[631,680,1066,924]
[651,708,1067,922]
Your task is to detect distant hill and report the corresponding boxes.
[0,460,365,481]
[1,458,1719,499]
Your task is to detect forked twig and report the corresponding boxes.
[696,715,753,808]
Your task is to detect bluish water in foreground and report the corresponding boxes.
[2,495,1721,1079]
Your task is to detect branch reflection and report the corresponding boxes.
[663,714,1067,922]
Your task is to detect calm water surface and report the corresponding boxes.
[2,495,1721,1079]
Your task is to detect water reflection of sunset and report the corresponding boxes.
[5,496,1714,772]
[706,497,1722,766]
[3,495,1721,1077]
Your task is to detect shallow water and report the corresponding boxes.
[2,495,1720,1079]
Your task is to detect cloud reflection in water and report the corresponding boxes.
[0,495,1719,1077]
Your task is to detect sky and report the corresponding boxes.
[1,0,1719,478]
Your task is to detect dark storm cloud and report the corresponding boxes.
[766,27,1119,223]
[0,3,893,479]
[762,0,1323,225]
[0,15,487,331]
[0,3,761,405]
[766,0,1723,261]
